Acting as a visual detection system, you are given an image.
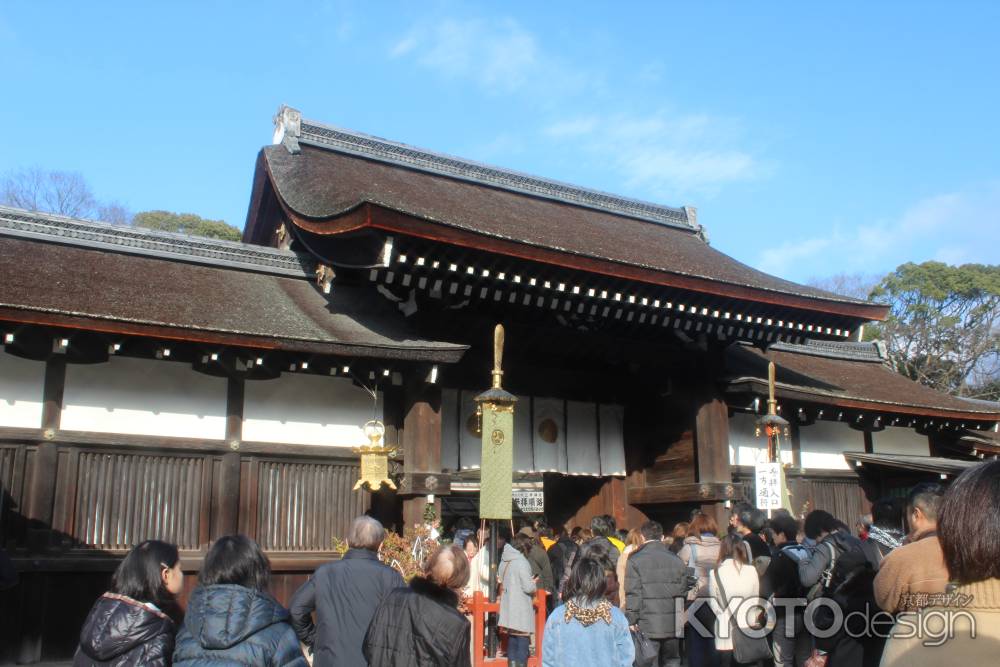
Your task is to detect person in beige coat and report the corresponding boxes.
[880,461,1000,667]
[874,483,947,613]
[709,535,759,665]
[677,513,722,667]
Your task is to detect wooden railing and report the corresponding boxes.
[470,589,548,667]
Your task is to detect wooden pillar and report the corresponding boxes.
[789,420,803,470]
[694,379,731,530]
[863,430,874,454]
[218,377,244,538]
[19,356,66,661]
[401,382,443,529]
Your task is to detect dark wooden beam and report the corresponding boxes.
[863,430,874,454]
[0,426,360,462]
[627,482,735,505]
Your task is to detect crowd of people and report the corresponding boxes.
[68,459,1000,666]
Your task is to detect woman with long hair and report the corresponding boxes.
[615,528,645,608]
[542,557,634,667]
[173,535,306,666]
[364,544,472,666]
[74,540,183,666]
[677,512,722,667]
[710,534,759,667]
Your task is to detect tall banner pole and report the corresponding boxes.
[477,324,517,658]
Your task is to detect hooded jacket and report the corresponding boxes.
[173,584,307,667]
[74,593,175,667]
[363,576,471,667]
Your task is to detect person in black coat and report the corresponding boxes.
[624,521,688,666]
[364,544,472,667]
[173,535,306,667]
[74,540,184,667]
[289,516,403,666]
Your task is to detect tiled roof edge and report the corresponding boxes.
[0,205,314,278]
[768,338,887,363]
[271,106,699,234]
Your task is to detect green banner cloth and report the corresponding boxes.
[479,404,514,519]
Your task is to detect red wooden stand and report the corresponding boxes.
[471,589,549,666]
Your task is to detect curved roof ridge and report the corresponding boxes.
[274,106,698,234]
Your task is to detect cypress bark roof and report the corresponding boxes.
[727,340,1000,420]
[0,206,466,363]
[247,113,888,323]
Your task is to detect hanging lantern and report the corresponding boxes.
[353,419,397,491]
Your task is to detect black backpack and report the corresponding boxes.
[827,534,872,596]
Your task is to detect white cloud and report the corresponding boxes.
[756,181,1000,278]
[389,18,541,94]
[540,111,763,198]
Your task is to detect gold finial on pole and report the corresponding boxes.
[491,324,505,389]
[767,361,777,416]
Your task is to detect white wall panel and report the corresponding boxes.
[62,356,227,439]
[243,373,377,448]
[873,425,929,456]
[0,351,45,428]
[798,420,860,470]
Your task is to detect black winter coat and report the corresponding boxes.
[289,548,404,667]
[173,584,307,667]
[624,540,688,639]
[363,577,471,667]
[548,536,578,595]
[74,593,176,667]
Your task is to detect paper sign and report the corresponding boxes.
[755,462,783,510]
[513,489,544,514]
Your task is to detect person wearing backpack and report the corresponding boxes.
[797,510,877,667]
[761,514,810,667]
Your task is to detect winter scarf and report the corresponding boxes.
[868,525,904,551]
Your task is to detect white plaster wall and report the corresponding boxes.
[242,373,378,448]
[798,420,861,470]
[0,351,45,428]
[728,412,793,466]
[873,425,929,456]
[61,356,228,439]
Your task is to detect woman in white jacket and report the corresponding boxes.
[709,534,760,667]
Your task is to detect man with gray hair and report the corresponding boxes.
[873,483,947,613]
[290,515,403,665]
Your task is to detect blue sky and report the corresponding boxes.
[1,1,998,284]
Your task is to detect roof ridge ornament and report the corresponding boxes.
[273,105,301,154]
[684,205,709,244]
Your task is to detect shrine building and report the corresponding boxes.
[0,106,997,663]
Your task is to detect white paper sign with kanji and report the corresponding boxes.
[513,489,545,514]
[755,462,782,510]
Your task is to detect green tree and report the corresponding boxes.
[132,210,242,242]
[869,262,1000,398]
